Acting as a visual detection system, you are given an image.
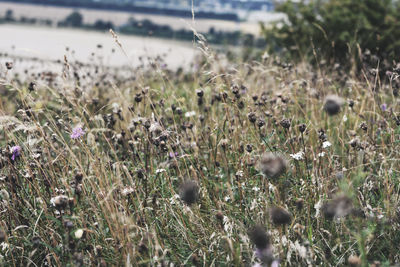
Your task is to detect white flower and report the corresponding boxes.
[290,151,304,160]
[343,114,348,122]
[112,102,120,113]
[74,229,84,239]
[121,187,135,196]
[0,242,9,251]
[322,141,332,148]
[155,168,166,174]
[318,152,326,157]
[169,194,180,205]
[250,199,258,210]
[252,187,260,192]
[185,111,196,118]
[314,199,323,217]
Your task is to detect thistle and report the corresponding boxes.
[179,180,199,206]
[323,95,344,116]
[259,153,287,179]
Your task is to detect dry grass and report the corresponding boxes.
[0,34,399,267]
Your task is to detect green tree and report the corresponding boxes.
[63,11,83,27]
[5,9,15,22]
[264,0,400,69]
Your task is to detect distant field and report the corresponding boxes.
[0,2,271,36]
[0,24,198,71]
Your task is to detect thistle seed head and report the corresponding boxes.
[179,180,199,206]
[324,95,344,116]
[259,152,287,179]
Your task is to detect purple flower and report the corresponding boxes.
[169,152,179,159]
[271,260,280,267]
[71,127,85,139]
[381,103,387,112]
[255,246,274,264]
[11,145,21,161]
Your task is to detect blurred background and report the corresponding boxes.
[0,0,285,70]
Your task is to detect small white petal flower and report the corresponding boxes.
[185,111,196,117]
[155,168,166,174]
[290,151,304,160]
[1,242,9,251]
[121,187,135,196]
[322,141,332,148]
[318,152,326,157]
[74,229,84,239]
[252,187,260,192]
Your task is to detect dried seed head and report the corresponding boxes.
[32,236,41,246]
[359,122,368,131]
[270,206,291,225]
[179,180,199,205]
[51,195,69,209]
[245,144,253,153]
[191,253,199,265]
[248,225,270,249]
[248,112,257,123]
[64,220,74,229]
[280,119,291,129]
[259,152,287,179]
[219,138,229,150]
[324,95,344,116]
[295,198,304,210]
[322,195,353,220]
[134,93,142,103]
[349,137,360,148]
[196,89,204,97]
[5,62,13,70]
[216,211,224,223]
[28,81,36,92]
[348,255,361,266]
[298,123,306,133]
[75,172,83,183]
[257,118,266,128]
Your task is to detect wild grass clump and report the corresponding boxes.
[0,35,399,266]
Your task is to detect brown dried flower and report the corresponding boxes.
[259,152,287,179]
